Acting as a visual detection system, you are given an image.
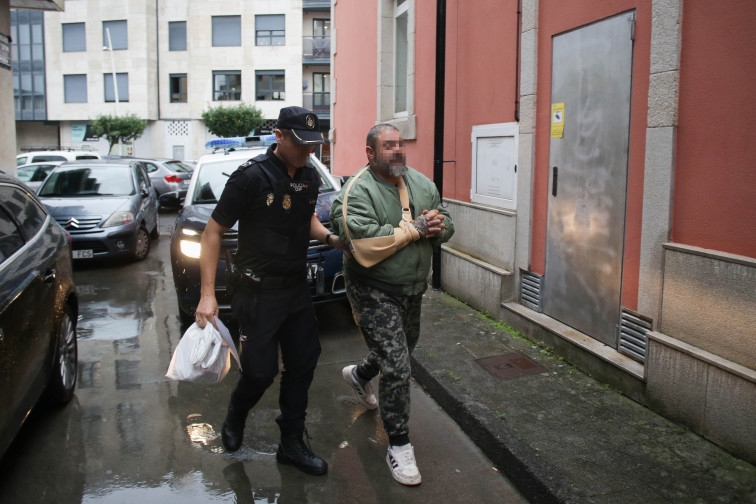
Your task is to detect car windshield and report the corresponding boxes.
[16,165,36,181]
[38,166,135,197]
[193,156,334,205]
[165,161,194,173]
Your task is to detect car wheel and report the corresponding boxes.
[133,227,150,261]
[150,213,160,240]
[44,304,77,405]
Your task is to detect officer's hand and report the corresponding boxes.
[330,234,350,252]
[195,295,219,329]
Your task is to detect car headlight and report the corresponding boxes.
[102,211,135,228]
[179,239,201,258]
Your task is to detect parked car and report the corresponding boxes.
[36,159,159,261]
[16,150,100,166]
[15,161,64,192]
[0,173,78,458]
[167,148,345,326]
[133,158,194,206]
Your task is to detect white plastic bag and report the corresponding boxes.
[166,318,241,384]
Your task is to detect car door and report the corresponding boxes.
[0,185,60,447]
[142,160,167,196]
[134,164,158,231]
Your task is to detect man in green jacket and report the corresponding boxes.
[330,123,454,486]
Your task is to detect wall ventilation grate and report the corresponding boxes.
[618,308,652,363]
[520,270,543,312]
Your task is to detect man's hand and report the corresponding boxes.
[195,295,219,329]
[413,209,446,238]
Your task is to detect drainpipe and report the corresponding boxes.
[432,0,446,290]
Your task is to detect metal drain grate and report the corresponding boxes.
[520,270,543,312]
[474,353,548,380]
[618,308,652,363]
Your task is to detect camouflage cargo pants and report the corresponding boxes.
[346,277,425,439]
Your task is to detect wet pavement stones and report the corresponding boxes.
[411,290,756,504]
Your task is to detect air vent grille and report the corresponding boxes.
[520,270,543,312]
[618,308,652,363]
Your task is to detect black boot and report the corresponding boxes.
[221,399,249,452]
[276,430,328,475]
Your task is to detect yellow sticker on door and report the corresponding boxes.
[551,102,565,138]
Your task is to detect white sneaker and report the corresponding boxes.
[386,443,422,486]
[342,365,378,410]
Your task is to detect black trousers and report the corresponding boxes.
[229,281,320,435]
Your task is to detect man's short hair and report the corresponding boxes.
[366,124,400,152]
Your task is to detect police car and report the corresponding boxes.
[167,139,345,326]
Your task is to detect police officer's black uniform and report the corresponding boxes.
[210,107,328,475]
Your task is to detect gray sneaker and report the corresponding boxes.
[342,365,378,410]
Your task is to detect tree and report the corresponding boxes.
[201,103,264,139]
[90,114,148,155]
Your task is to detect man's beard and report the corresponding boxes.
[374,155,407,178]
[388,164,408,177]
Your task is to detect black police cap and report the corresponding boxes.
[276,106,327,145]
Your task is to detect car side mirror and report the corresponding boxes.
[159,191,183,208]
[339,175,350,185]
[140,187,150,198]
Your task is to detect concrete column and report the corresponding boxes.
[515,0,538,279]
[637,0,683,327]
[0,0,16,174]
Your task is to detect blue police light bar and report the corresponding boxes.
[205,135,277,151]
[205,137,246,149]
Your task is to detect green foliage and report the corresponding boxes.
[201,103,264,138]
[90,114,148,154]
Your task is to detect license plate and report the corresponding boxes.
[73,249,93,259]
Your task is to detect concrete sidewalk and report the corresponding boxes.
[411,290,756,504]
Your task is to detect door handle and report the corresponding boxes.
[43,268,56,283]
[552,167,558,196]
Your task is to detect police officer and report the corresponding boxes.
[195,106,345,475]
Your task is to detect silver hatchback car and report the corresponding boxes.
[36,159,159,261]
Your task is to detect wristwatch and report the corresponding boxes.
[325,232,335,246]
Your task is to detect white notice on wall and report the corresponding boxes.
[475,135,515,202]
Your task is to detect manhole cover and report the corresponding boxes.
[474,352,548,380]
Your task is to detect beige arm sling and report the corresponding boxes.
[341,166,420,268]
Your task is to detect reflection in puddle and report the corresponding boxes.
[186,414,219,446]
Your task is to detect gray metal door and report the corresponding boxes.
[543,12,635,345]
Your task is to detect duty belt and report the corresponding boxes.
[236,268,305,290]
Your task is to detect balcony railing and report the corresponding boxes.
[303,92,330,119]
[303,36,331,64]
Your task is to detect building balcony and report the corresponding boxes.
[303,0,331,12]
[303,92,330,121]
[303,36,331,65]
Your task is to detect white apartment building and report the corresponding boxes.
[14,0,331,161]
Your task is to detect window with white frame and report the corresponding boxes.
[212,16,241,47]
[394,1,408,115]
[377,0,416,139]
[64,74,87,103]
[104,73,129,102]
[62,23,86,52]
[102,20,127,50]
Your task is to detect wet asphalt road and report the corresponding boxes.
[0,209,527,504]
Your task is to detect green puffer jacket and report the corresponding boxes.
[329,165,454,295]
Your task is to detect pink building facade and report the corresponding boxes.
[331,0,756,463]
